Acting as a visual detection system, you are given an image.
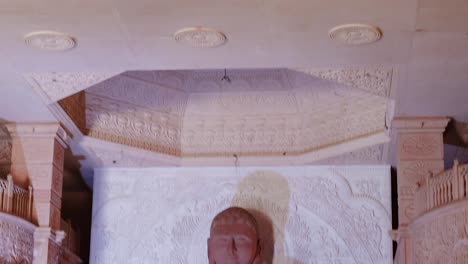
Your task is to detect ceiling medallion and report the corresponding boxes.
[24,31,76,51]
[329,24,382,45]
[174,27,227,48]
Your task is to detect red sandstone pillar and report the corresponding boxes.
[6,123,68,264]
[392,117,449,263]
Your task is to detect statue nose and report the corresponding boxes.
[227,238,237,256]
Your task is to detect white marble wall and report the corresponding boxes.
[90,166,392,264]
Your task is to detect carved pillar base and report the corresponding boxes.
[33,227,65,264]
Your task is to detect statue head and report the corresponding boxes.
[208,207,262,264]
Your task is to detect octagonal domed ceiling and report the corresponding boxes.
[51,68,393,158]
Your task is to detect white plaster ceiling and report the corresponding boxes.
[0,0,466,168]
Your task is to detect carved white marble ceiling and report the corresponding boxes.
[75,67,393,157]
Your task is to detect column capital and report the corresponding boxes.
[5,123,68,148]
[392,116,450,133]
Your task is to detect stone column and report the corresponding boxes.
[392,116,449,263]
[6,123,68,264]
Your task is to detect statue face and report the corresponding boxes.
[208,223,259,264]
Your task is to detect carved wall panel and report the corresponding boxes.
[90,166,392,264]
[0,213,35,263]
[411,203,468,264]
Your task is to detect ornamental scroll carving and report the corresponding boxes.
[0,213,34,264]
[90,166,392,264]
